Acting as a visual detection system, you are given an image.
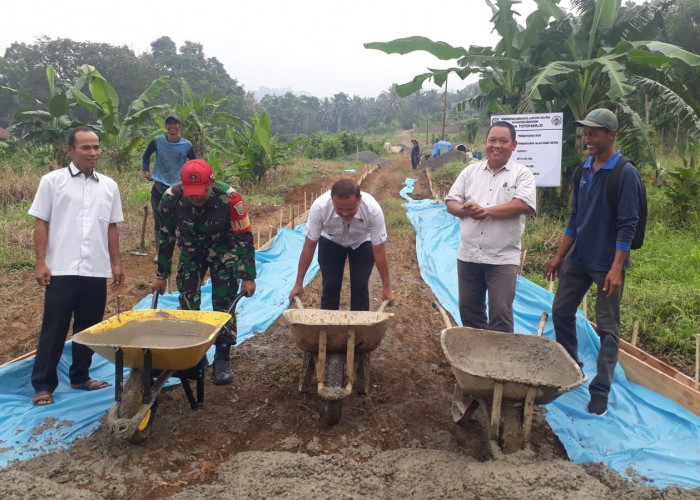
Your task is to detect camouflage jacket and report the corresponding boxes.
[156,181,256,280]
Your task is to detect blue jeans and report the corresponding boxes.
[552,260,624,397]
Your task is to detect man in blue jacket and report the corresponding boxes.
[544,108,643,416]
[142,114,197,258]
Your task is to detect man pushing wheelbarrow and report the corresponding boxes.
[151,159,256,385]
[287,179,395,424]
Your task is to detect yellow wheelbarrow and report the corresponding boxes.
[73,291,246,442]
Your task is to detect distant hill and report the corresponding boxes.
[254,86,314,101]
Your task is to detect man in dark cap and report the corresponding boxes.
[142,114,197,259]
[544,108,644,416]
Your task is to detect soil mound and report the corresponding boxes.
[423,149,473,170]
[343,151,389,166]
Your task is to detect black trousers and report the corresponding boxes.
[318,237,374,311]
[31,276,107,393]
[151,181,169,248]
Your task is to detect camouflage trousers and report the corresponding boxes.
[176,251,240,346]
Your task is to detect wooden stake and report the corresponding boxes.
[582,293,588,317]
[519,249,527,275]
[695,334,699,389]
[268,226,272,242]
[631,321,639,346]
[279,210,283,229]
[256,229,260,249]
[304,192,307,211]
[548,279,554,293]
[116,295,122,314]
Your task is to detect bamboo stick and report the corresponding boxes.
[304,191,307,211]
[583,293,588,317]
[548,279,554,292]
[268,226,272,242]
[279,210,283,228]
[631,321,639,346]
[695,334,699,389]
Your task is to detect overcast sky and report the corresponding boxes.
[4,0,572,98]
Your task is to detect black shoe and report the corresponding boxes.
[212,359,233,385]
[587,394,608,416]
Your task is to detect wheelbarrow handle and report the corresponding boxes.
[292,296,304,310]
[432,301,453,329]
[377,299,390,313]
[225,291,248,316]
[536,312,549,337]
[151,288,162,309]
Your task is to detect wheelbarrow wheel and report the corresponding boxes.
[126,401,157,444]
[116,368,157,443]
[324,354,345,425]
[499,404,524,454]
[118,368,143,419]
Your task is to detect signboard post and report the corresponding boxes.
[491,113,563,187]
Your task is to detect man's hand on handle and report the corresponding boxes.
[241,279,256,297]
[151,278,167,294]
[289,284,304,304]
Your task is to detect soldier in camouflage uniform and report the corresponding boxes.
[152,159,256,385]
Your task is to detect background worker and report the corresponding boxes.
[151,159,255,385]
[544,108,643,416]
[289,179,395,310]
[29,126,125,406]
[410,139,421,170]
[445,120,536,333]
[142,113,197,258]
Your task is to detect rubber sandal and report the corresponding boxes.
[32,391,54,406]
[71,379,110,391]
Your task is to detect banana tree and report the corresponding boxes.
[366,0,700,170]
[165,78,233,158]
[0,67,82,169]
[208,113,300,184]
[70,65,170,170]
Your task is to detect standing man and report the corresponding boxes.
[29,126,125,406]
[152,159,256,385]
[142,113,197,258]
[544,108,643,416]
[445,121,536,333]
[410,139,421,170]
[289,179,395,310]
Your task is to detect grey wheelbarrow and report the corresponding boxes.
[282,298,393,425]
[434,302,585,458]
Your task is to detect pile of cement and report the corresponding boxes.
[169,449,697,500]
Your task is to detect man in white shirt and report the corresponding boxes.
[445,121,536,332]
[289,179,395,310]
[28,126,125,406]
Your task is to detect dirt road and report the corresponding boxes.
[1,160,697,499]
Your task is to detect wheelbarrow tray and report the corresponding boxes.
[282,309,393,353]
[441,326,584,405]
[72,309,232,371]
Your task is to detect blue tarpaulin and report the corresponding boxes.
[431,141,453,158]
[400,177,700,489]
[0,227,318,468]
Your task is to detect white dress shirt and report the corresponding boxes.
[304,191,387,249]
[445,159,536,265]
[28,163,124,277]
